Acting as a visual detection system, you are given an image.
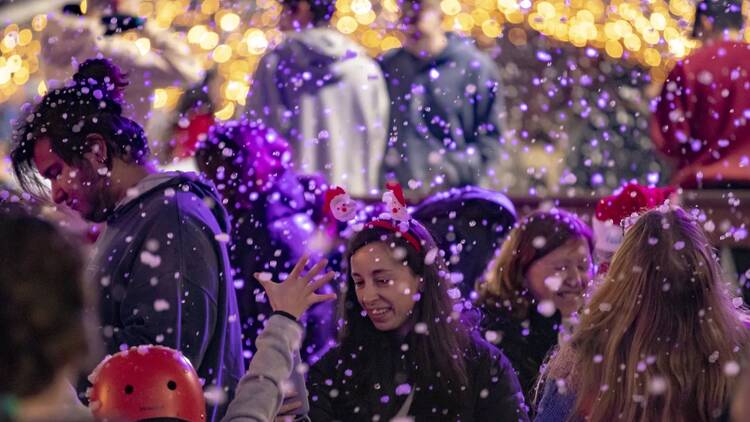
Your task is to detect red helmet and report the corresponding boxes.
[88,345,206,422]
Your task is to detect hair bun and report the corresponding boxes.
[71,58,129,113]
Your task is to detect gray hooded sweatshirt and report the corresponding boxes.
[246,28,389,196]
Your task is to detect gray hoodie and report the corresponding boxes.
[246,28,389,196]
[222,314,310,422]
[90,172,244,422]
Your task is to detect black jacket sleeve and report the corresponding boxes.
[473,342,531,422]
[306,349,340,421]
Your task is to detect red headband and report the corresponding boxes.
[365,219,422,253]
[324,183,421,252]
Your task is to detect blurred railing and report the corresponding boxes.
[365,189,750,249]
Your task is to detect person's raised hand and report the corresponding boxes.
[254,254,337,320]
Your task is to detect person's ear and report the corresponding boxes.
[82,133,109,169]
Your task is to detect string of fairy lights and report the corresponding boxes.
[0,0,745,115]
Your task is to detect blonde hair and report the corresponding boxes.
[476,209,592,320]
[545,206,749,421]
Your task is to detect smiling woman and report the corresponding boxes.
[350,241,421,336]
[475,209,593,409]
[306,219,529,421]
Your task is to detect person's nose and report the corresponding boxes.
[359,281,380,305]
[51,181,68,205]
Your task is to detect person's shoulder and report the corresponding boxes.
[127,173,226,226]
[468,333,503,361]
[461,45,500,75]
[312,345,342,365]
[379,47,407,65]
[687,41,750,66]
[267,34,320,61]
[479,301,519,333]
[471,332,521,372]
[255,41,290,69]
[308,346,344,379]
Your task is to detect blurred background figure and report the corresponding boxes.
[379,0,505,194]
[246,0,389,197]
[591,182,675,275]
[40,0,204,163]
[195,119,336,361]
[0,208,94,422]
[651,0,750,190]
[412,186,516,298]
[167,70,221,165]
[651,0,750,300]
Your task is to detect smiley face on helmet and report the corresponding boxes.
[88,345,206,422]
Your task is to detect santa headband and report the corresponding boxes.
[324,182,422,252]
[593,183,676,253]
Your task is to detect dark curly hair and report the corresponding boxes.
[74,58,130,102]
[0,208,89,398]
[10,81,149,197]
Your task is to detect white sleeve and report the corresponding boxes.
[221,314,307,422]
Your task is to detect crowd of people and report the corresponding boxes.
[3,0,750,421]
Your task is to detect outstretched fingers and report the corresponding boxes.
[254,272,274,290]
[306,270,336,292]
[301,258,329,284]
[311,291,337,305]
[306,271,337,304]
[287,253,310,283]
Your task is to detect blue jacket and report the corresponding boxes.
[379,34,504,191]
[534,380,577,422]
[91,172,245,421]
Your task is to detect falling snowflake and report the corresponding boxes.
[140,251,161,268]
[154,299,170,312]
[537,300,556,317]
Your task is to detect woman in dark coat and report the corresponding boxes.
[307,218,529,421]
[475,210,594,408]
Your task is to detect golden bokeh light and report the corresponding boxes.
[0,0,737,106]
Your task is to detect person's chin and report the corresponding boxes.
[555,298,581,316]
[82,207,109,223]
[368,313,398,331]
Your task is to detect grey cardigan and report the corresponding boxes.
[222,314,310,422]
